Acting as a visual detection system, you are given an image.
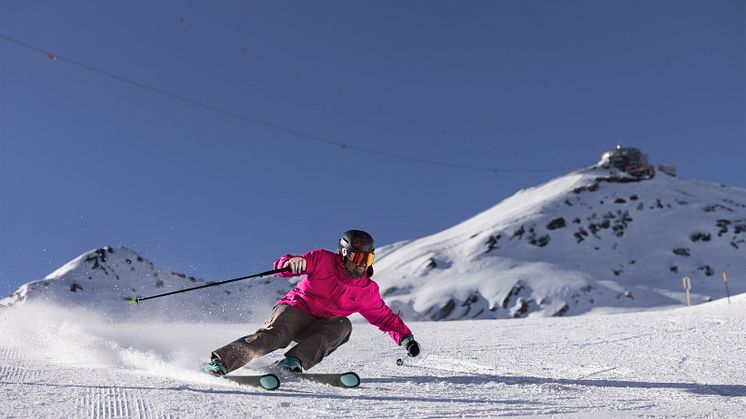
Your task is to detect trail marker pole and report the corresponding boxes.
[723,272,731,304]
[682,276,692,307]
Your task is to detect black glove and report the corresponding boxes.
[401,335,420,358]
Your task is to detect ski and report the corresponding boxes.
[295,371,360,388]
[223,373,281,390]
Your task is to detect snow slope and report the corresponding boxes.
[1,296,744,418]
[374,166,746,320]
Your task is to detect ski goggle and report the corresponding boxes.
[342,248,375,267]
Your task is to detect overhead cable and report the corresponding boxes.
[0,34,581,174]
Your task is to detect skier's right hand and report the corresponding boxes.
[400,335,420,358]
[283,257,307,274]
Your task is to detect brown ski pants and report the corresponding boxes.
[212,304,352,373]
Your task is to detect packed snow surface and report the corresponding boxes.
[2,295,744,418]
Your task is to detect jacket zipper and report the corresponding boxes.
[319,283,346,317]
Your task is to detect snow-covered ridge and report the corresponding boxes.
[3,166,745,323]
[5,247,204,305]
[374,166,746,320]
[1,246,295,322]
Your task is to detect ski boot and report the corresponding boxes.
[275,356,303,373]
[202,357,228,376]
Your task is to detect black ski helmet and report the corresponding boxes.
[339,230,375,254]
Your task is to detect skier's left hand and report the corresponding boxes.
[283,257,307,274]
[400,335,420,358]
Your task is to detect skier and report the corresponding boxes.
[203,230,420,375]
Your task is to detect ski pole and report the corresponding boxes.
[127,267,291,304]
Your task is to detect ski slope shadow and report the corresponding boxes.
[4,380,271,398]
[6,379,539,408]
[364,375,746,397]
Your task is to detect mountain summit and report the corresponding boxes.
[374,164,745,320]
[1,246,294,321]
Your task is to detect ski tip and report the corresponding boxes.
[127,298,139,305]
[339,372,361,388]
[259,373,281,391]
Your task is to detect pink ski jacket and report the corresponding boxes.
[273,249,412,345]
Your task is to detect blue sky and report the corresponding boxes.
[1,0,744,296]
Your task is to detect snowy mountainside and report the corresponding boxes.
[0,247,295,322]
[374,166,746,320]
[2,167,744,323]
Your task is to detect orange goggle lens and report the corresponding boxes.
[347,250,374,267]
